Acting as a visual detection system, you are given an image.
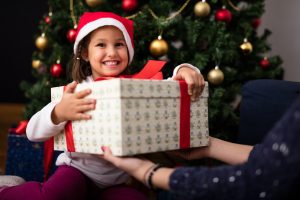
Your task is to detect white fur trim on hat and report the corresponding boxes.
[74,18,134,63]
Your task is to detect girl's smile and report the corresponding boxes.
[83,26,129,79]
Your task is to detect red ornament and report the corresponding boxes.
[252,18,261,29]
[67,28,77,43]
[260,57,270,69]
[215,8,232,23]
[45,16,51,24]
[50,63,63,77]
[122,0,138,12]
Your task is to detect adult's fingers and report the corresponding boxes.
[101,146,121,167]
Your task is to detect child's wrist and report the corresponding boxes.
[51,105,63,124]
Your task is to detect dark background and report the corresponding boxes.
[0,1,47,103]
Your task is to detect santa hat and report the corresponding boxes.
[74,12,134,63]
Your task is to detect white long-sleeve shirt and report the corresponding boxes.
[26,64,200,188]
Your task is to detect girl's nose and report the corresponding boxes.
[107,46,117,57]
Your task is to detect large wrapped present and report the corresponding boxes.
[52,79,209,156]
[5,131,59,181]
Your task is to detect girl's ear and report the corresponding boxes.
[81,49,88,62]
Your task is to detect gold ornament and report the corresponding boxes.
[35,33,48,51]
[240,38,253,54]
[32,59,42,69]
[149,36,169,57]
[85,0,103,7]
[207,66,224,85]
[194,1,211,17]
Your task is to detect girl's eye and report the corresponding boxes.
[97,43,105,47]
[116,42,125,47]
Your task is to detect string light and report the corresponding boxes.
[70,0,77,28]
[227,0,240,11]
[126,0,191,23]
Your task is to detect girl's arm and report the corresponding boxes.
[26,102,66,142]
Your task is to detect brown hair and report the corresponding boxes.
[70,34,92,82]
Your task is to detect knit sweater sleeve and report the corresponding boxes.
[169,97,300,200]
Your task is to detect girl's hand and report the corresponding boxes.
[173,66,205,101]
[51,81,96,124]
[100,146,154,183]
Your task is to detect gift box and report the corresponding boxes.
[5,131,59,181]
[52,79,209,156]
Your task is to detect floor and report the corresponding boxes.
[0,103,24,175]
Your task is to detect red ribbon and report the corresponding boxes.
[65,121,76,152]
[43,137,54,181]
[179,81,190,149]
[129,60,165,79]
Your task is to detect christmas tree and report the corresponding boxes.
[21,0,283,140]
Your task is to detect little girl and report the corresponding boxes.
[0,12,205,199]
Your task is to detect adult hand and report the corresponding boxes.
[51,81,96,124]
[173,67,205,101]
[100,146,155,184]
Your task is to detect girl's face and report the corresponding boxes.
[84,26,129,79]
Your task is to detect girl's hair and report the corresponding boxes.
[70,34,92,82]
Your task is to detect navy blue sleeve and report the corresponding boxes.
[169,97,300,200]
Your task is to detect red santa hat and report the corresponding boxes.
[74,12,134,63]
